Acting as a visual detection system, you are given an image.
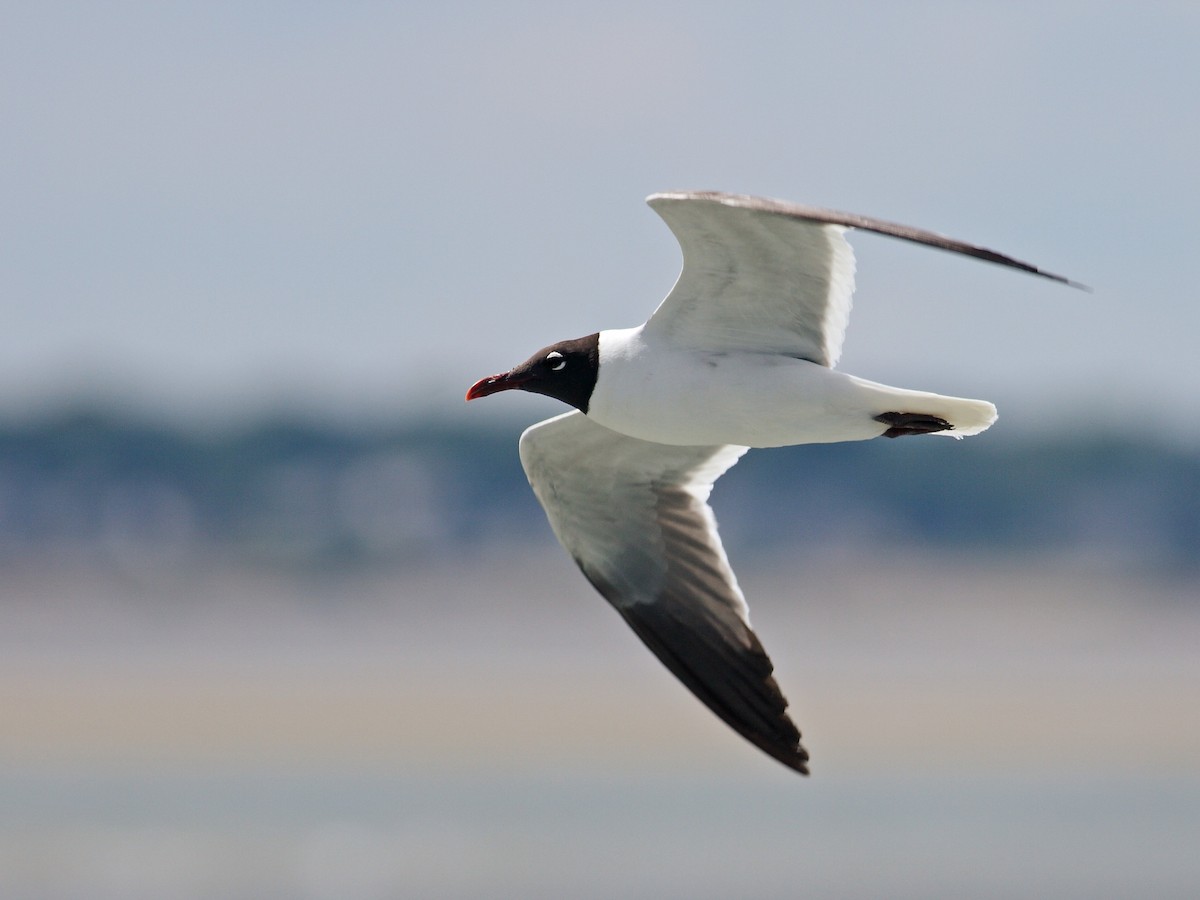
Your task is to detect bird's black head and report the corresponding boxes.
[466,333,600,413]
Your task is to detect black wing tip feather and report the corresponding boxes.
[575,504,810,775]
[648,190,1089,292]
[611,596,811,776]
[624,604,811,775]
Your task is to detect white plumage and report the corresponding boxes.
[467,191,1082,773]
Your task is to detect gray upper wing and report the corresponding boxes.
[642,191,1085,367]
[519,411,809,774]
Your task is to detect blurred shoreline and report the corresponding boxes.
[2,409,1197,575]
[3,550,1197,777]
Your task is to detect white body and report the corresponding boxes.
[589,326,997,448]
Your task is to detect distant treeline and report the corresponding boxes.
[0,410,1196,573]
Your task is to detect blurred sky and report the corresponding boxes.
[2,2,1198,433]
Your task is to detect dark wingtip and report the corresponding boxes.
[1032,268,1092,292]
[606,593,813,778]
[774,745,811,776]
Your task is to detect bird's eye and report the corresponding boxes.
[546,351,566,371]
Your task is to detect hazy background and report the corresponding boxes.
[2,2,1198,897]
[3,1,1198,431]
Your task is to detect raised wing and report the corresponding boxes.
[644,192,857,367]
[643,191,1086,367]
[519,410,809,774]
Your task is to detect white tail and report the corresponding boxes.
[847,374,998,440]
[931,395,998,438]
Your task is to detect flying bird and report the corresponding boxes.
[466,191,1083,774]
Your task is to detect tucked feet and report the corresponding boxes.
[874,412,955,439]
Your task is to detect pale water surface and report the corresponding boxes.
[2,552,1197,897]
[3,768,1198,899]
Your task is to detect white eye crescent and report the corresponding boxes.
[546,351,566,371]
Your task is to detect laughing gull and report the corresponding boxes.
[466,191,1082,774]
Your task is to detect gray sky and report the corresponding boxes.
[3,2,1198,434]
